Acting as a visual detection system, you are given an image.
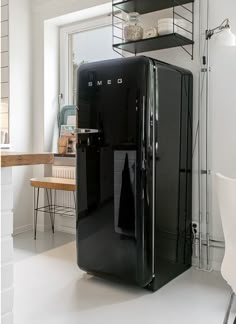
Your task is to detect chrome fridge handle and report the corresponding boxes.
[74,128,100,134]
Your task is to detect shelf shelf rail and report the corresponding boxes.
[112,5,126,57]
[172,0,194,59]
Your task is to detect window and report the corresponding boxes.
[60,15,120,107]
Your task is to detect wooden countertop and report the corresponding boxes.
[1,152,54,167]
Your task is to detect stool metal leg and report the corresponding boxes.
[34,187,40,240]
[53,189,56,230]
[46,188,54,234]
[223,291,235,324]
[50,189,55,233]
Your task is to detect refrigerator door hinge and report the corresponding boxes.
[142,159,146,171]
[155,142,158,156]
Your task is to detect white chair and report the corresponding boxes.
[216,173,236,324]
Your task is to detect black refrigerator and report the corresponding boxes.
[76,56,193,291]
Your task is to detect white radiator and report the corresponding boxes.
[52,165,76,179]
[52,165,76,214]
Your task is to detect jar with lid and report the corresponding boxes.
[123,12,143,42]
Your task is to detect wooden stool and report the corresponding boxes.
[30,177,76,239]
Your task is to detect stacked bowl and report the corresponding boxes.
[157,18,191,39]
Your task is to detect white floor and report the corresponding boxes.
[13,231,76,262]
[13,232,236,324]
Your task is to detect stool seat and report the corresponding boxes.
[30,177,76,192]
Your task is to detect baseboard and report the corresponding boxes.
[13,224,33,235]
[13,223,54,235]
[209,260,222,272]
[192,257,222,272]
[36,224,51,232]
[54,225,76,235]
[22,223,75,235]
[191,238,224,272]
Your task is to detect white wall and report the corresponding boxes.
[210,0,236,236]
[209,0,236,268]
[44,21,59,153]
[9,0,34,234]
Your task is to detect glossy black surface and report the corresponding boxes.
[113,34,194,55]
[76,56,193,290]
[76,57,153,287]
[113,0,194,15]
[148,60,193,290]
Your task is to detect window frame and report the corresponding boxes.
[59,15,113,107]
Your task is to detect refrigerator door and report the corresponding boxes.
[148,60,193,291]
[76,57,154,287]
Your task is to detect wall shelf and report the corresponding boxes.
[112,0,195,59]
[113,0,194,15]
[113,33,194,55]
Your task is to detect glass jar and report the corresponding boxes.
[124,12,143,42]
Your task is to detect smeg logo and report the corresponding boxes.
[88,78,123,87]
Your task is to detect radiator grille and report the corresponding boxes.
[52,165,76,215]
[52,165,76,179]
